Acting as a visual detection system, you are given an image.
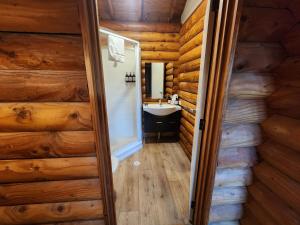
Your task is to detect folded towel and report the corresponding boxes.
[108,35,125,63]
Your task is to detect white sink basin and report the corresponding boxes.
[143,103,181,116]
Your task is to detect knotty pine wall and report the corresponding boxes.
[165,62,174,96]
[0,1,105,224]
[240,1,300,224]
[209,1,300,224]
[177,0,207,158]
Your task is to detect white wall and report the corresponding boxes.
[151,63,164,99]
[101,46,138,153]
[181,0,203,23]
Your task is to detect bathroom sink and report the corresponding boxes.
[143,103,181,116]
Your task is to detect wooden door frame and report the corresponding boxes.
[192,0,243,224]
[78,1,117,225]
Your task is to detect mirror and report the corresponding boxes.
[145,62,165,99]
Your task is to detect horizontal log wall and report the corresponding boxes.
[238,1,300,225]
[178,0,207,159]
[165,62,174,96]
[100,21,181,101]
[0,1,104,224]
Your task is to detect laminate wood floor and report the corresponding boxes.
[113,143,191,225]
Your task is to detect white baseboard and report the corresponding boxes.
[113,141,143,161]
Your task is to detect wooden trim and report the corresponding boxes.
[78,1,117,225]
[193,0,243,224]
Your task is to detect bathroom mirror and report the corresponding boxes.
[144,62,165,99]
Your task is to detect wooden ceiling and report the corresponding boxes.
[98,0,187,23]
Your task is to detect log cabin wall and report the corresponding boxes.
[209,1,300,224]
[240,0,300,224]
[99,21,180,102]
[0,1,106,224]
[165,62,174,96]
[177,0,208,159]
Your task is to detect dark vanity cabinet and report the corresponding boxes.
[143,111,181,141]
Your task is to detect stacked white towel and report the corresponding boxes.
[108,35,125,63]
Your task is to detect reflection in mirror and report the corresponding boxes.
[145,62,165,99]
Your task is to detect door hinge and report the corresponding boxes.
[199,119,205,130]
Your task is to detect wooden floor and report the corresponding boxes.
[113,143,191,225]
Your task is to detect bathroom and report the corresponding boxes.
[98,0,208,224]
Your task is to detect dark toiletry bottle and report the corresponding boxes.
[133,73,136,82]
[129,73,133,82]
[125,73,129,82]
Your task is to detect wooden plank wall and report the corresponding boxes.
[177,0,207,159]
[208,1,300,224]
[240,1,300,225]
[0,1,105,224]
[99,20,180,101]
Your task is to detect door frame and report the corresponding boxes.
[78,1,117,225]
[192,0,243,224]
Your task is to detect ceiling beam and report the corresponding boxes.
[141,0,145,21]
[169,0,177,22]
[106,0,114,19]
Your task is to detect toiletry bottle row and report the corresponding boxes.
[125,72,136,83]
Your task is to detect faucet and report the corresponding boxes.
[158,99,162,106]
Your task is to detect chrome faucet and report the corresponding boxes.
[158,99,162,106]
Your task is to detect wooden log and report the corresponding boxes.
[181,110,196,125]
[261,115,300,152]
[166,62,174,70]
[220,124,262,148]
[243,0,290,8]
[178,46,202,65]
[180,33,203,55]
[0,33,84,70]
[141,51,179,61]
[211,187,247,206]
[254,162,300,214]
[0,70,89,102]
[0,179,101,206]
[209,204,243,222]
[238,7,294,42]
[0,0,81,34]
[229,73,275,99]
[224,99,267,124]
[0,200,103,225]
[100,20,181,33]
[166,68,174,75]
[0,103,92,131]
[180,18,205,45]
[117,31,180,42]
[233,42,286,72]
[258,140,300,182]
[180,0,207,35]
[179,58,201,73]
[0,157,98,183]
[217,147,257,168]
[142,78,146,85]
[180,125,193,144]
[178,90,198,104]
[165,75,173,81]
[268,87,300,119]
[0,131,95,159]
[276,57,300,81]
[240,212,262,225]
[165,82,173,88]
[180,117,194,135]
[140,42,180,52]
[214,168,252,187]
[282,24,300,56]
[249,182,300,225]
[243,196,276,225]
[178,71,199,82]
[179,139,192,159]
[166,88,173,95]
[179,82,198,94]
[180,100,196,113]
